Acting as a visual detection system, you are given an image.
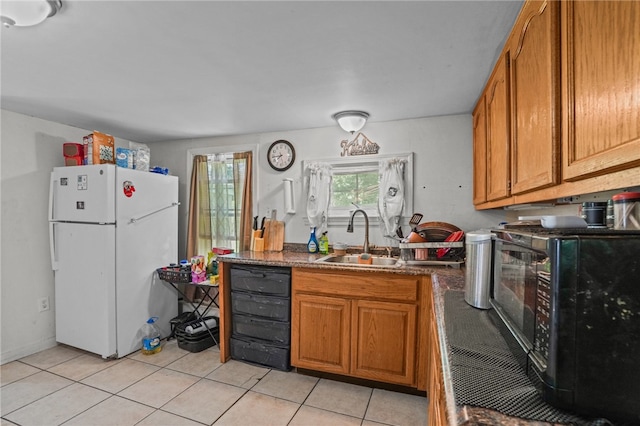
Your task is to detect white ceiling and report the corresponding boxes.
[1,0,523,143]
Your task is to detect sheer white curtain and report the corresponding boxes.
[304,162,332,233]
[378,157,406,237]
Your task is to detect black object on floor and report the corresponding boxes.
[168,311,197,341]
[175,316,219,353]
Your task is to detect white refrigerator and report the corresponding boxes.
[49,164,179,358]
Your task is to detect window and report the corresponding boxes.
[303,152,413,224]
[186,145,256,257]
[331,170,378,209]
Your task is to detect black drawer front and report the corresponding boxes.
[230,336,290,371]
[232,314,290,345]
[231,291,290,322]
[230,265,291,297]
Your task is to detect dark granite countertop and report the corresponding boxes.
[218,248,464,277]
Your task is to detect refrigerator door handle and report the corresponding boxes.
[128,202,180,224]
[50,222,59,271]
[49,174,56,222]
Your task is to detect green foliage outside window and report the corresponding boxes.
[331,171,378,208]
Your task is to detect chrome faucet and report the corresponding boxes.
[347,209,370,254]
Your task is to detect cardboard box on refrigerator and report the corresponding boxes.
[83,131,115,165]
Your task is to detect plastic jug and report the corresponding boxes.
[141,317,162,355]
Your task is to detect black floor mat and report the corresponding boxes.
[443,291,614,425]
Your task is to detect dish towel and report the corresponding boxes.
[378,157,406,237]
[305,162,332,231]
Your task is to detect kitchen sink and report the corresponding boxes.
[315,254,399,267]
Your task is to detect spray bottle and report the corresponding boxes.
[307,227,319,253]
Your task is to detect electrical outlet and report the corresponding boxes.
[557,196,580,204]
[38,297,50,312]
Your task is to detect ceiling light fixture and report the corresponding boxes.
[1,0,62,28]
[332,110,370,134]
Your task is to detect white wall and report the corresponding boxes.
[3,109,635,363]
[0,110,136,363]
[0,110,505,363]
[149,114,507,258]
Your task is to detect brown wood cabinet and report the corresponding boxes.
[426,282,448,425]
[561,1,640,181]
[473,0,640,209]
[293,292,350,375]
[509,0,560,195]
[351,299,417,384]
[472,98,487,205]
[291,268,422,387]
[485,52,511,202]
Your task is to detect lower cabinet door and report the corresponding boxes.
[351,300,417,386]
[291,293,350,375]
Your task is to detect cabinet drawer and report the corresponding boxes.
[230,265,291,296]
[232,314,290,345]
[293,268,419,302]
[230,336,290,371]
[231,291,290,322]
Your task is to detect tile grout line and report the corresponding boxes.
[5,343,425,426]
[284,373,321,426]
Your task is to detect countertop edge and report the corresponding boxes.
[431,275,569,426]
[431,274,461,426]
[218,251,464,277]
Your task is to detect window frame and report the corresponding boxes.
[302,152,414,226]
[186,144,259,250]
[186,144,259,207]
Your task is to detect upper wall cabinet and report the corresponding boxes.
[561,1,640,181]
[473,0,640,209]
[510,0,560,194]
[472,98,487,205]
[485,53,511,202]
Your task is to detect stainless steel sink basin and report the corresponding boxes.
[315,254,399,267]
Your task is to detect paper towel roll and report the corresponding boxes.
[283,178,295,214]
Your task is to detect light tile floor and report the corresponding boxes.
[1,340,428,426]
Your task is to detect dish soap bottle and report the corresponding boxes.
[141,317,162,355]
[319,231,329,254]
[307,227,319,253]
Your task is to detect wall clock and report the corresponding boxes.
[267,140,296,171]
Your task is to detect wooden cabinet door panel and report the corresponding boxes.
[510,0,560,194]
[293,268,418,302]
[562,1,640,180]
[351,300,417,386]
[291,293,350,375]
[486,53,511,201]
[473,98,487,205]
